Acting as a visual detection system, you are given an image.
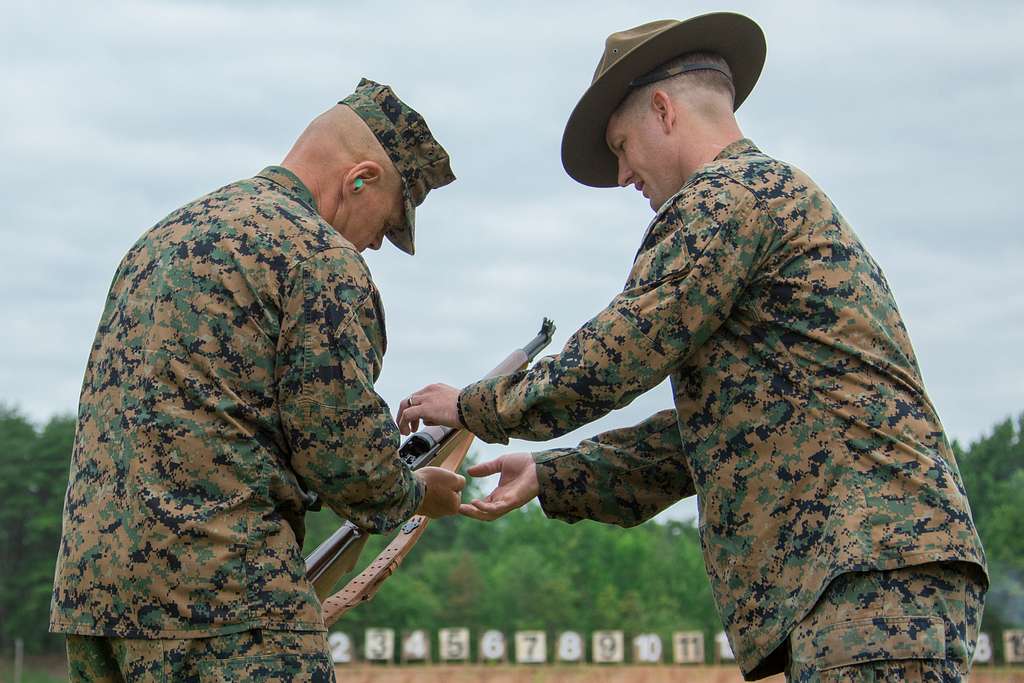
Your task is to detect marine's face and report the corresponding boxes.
[333,175,405,252]
[605,97,685,211]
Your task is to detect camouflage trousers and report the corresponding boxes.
[785,561,985,681]
[65,628,335,682]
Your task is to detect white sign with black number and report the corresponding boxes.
[364,628,394,662]
[557,631,584,663]
[633,633,663,663]
[439,628,470,662]
[1005,630,1024,664]
[402,630,430,662]
[515,630,547,664]
[328,632,353,664]
[715,631,735,661]
[973,633,992,664]
[672,631,704,664]
[480,630,506,662]
[592,630,624,663]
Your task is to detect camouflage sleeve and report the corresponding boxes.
[458,178,765,444]
[532,409,694,527]
[278,247,423,533]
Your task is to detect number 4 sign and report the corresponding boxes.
[1005,631,1024,664]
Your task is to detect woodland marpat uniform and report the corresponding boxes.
[50,165,422,638]
[458,139,987,676]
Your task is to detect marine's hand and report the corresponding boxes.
[414,467,466,518]
[397,383,463,435]
[459,452,539,522]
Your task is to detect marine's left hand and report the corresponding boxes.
[397,383,463,435]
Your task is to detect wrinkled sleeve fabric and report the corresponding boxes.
[277,247,422,533]
[532,409,695,527]
[458,176,769,445]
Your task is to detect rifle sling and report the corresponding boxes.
[320,430,476,627]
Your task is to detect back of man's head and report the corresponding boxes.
[620,51,736,124]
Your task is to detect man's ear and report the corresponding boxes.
[650,90,676,134]
[344,160,385,195]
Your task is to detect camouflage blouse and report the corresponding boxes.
[458,139,986,676]
[50,167,421,638]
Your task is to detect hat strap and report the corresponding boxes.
[629,63,732,89]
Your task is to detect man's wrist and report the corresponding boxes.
[457,379,509,444]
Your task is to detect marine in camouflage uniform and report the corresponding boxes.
[398,15,987,681]
[51,79,458,682]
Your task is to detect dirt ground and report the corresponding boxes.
[5,659,1023,682]
[327,665,1023,683]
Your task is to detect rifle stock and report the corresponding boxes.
[304,318,556,618]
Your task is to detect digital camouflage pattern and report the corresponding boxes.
[66,629,334,682]
[340,77,456,255]
[786,562,984,681]
[50,165,422,638]
[457,139,987,678]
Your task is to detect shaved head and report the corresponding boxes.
[618,51,735,124]
[281,105,405,252]
[285,104,400,195]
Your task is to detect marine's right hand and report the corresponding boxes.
[459,452,539,522]
[414,466,466,518]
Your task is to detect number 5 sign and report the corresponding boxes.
[439,628,470,662]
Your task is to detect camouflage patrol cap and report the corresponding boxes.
[340,78,455,255]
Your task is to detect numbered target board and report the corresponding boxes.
[592,630,624,663]
[1006,630,1024,664]
[479,630,506,662]
[364,628,394,662]
[328,632,353,664]
[715,632,735,661]
[439,628,470,662]
[515,630,547,664]
[556,631,585,663]
[401,630,430,662]
[672,631,704,664]
[632,633,663,663]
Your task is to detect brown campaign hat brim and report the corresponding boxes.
[561,12,766,188]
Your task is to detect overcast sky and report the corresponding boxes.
[2,0,1021,522]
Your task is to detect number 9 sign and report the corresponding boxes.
[592,630,624,663]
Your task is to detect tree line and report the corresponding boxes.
[1,405,1021,661]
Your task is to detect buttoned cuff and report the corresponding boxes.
[531,449,584,525]
[457,378,509,445]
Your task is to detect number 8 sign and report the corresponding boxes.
[557,631,584,663]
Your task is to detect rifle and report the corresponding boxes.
[305,318,556,626]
